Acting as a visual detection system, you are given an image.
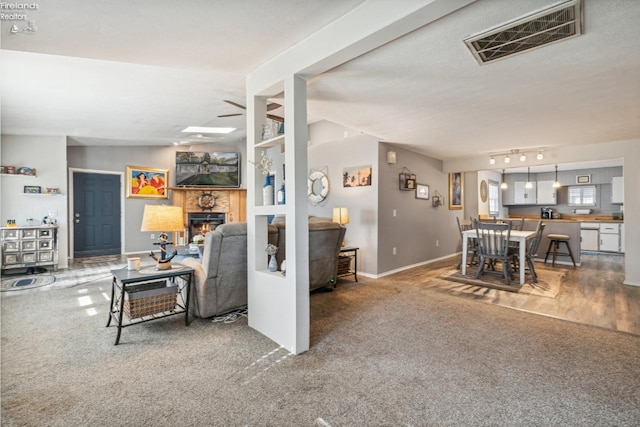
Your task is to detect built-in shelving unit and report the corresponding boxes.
[255,134,285,148]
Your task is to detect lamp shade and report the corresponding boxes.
[332,207,349,225]
[141,205,184,232]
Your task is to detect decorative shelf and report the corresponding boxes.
[255,134,285,148]
[1,173,36,178]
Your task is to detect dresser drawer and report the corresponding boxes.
[38,251,54,262]
[21,253,37,263]
[22,229,37,239]
[21,240,37,251]
[3,241,20,252]
[38,239,53,250]
[3,254,19,265]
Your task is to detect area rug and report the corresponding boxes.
[441,266,564,298]
[76,255,122,264]
[1,275,56,292]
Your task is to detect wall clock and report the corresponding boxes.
[308,171,329,204]
[480,180,488,203]
[198,192,216,211]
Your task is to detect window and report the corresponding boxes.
[488,180,500,215]
[568,185,596,206]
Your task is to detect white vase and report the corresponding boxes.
[263,176,274,206]
[268,255,278,272]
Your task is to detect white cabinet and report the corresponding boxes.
[513,181,537,205]
[599,223,620,252]
[536,180,557,205]
[580,229,599,251]
[611,176,624,204]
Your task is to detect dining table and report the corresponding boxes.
[461,228,536,285]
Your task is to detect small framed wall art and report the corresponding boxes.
[415,184,429,200]
[399,167,416,191]
[24,185,42,194]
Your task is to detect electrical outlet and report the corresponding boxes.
[393,247,397,255]
[436,240,439,247]
[150,233,156,239]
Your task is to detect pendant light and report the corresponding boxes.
[525,167,533,189]
[500,169,508,189]
[553,164,561,188]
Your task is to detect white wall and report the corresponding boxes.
[1,135,69,268]
[307,121,379,276]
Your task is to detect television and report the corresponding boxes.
[175,151,240,187]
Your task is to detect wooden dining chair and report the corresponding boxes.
[512,221,546,283]
[456,217,477,269]
[475,221,514,285]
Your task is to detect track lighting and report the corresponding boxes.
[488,148,546,166]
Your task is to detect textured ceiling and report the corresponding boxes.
[1,0,639,166]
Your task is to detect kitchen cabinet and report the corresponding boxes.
[611,176,624,204]
[536,180,557,205]
[580,229,599,251]
[599,223,620,252]
[513,181,537,205]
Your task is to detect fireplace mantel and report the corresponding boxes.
[170,187,246,224]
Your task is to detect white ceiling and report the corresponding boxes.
[1,0,639,168]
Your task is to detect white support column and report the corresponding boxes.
[246,75,309,354]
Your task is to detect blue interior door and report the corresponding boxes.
[73,172,121,257]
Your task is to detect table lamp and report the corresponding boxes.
[141,205,184,270]
[333,207,349,246]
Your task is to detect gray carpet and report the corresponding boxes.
[1,275,639,426]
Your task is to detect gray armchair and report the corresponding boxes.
[180,223,278,318]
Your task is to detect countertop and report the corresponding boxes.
[480,215,623,223]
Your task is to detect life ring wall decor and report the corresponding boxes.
[198,192,216,211]
[308,171,329,204]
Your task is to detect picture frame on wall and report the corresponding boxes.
[23,185,41,194]
[449,172,463,210]
[126,166,169,199]
[415,184,429,200]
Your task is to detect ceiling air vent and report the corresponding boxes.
[464,0,583,65]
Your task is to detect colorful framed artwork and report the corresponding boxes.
[449,172,463,210]
[343,165,372,187]
[126,166,169,199]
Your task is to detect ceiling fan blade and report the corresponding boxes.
[223,100,246,110]
[266,103,281,111]
[217,113,243,118]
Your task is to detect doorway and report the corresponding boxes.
[71,170,123,258]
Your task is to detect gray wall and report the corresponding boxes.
[377,144,462,274]
[67,142,246,254]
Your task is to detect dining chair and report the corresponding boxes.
[474,221,514,285]
[456,217,477,269]
[511,220,546,283]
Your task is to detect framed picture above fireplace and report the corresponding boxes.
[175,151,240,187]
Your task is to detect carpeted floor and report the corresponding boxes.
[1,272,639,426]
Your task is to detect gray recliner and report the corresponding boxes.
[180,219,345,318]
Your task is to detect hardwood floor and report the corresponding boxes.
[381,253,639,336]
[65,253,639,336]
